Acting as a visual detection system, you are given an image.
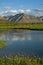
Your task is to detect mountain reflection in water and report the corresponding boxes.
[0,30,43,57]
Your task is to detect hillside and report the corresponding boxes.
[8,13,43,23]
[0,13,43,30]
[40,16,43,20]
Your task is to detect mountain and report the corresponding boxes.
[39,16,43,20]
[8,13,43,23]
[0,16,6,20]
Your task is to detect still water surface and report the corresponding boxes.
[0,31,43,57]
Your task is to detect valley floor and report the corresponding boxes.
[0,23,43,30]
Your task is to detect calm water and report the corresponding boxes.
[0,30,43,57]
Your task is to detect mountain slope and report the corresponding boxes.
[9,13,43,23]
[40,16,43,20]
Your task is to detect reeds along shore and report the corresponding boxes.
[0,56,43,65]
[0,40,7,49]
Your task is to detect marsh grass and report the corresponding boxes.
[0,56,43,65]
[0,40,7,48]
[0,23,43,30]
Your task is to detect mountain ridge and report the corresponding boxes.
[8,13,43,23]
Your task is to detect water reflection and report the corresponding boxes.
[0,31,43,41]
[0,30,43,57]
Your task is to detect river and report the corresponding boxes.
[0,30,43,57]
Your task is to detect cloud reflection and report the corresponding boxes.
[0,34,32,41]
[27,36,32,40]
[12,36,19,41]
[12,36,25,41]
[0,33,43,41]
[12,35,32,41]
[0,35,6,40]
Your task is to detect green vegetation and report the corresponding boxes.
[0,56,43,65]
[0,22,43,30]
[0,40,7,48]
[0,18,43,30]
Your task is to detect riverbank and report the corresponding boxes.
[0,23,43,30]
[0,56,43,65]
[0,40,7,49]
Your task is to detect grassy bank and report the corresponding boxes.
[0,56,43,65]
[0,40,7,49]
[0,23,43,30]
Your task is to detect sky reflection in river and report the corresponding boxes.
[0,31,43,41]
[0,31,43,57]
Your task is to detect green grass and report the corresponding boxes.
[0,23,43,30]
[0,56,43,65]
[0,19,43,30]
[0,18,43,30]
[0,40,7,48]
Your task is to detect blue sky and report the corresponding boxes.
[0,0,43,9]
[0,0,43,16]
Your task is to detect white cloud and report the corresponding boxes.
[18,9,31,14]
[0,6,31,16]
[33,9,43,16]
[18,9,24,13]
[35,11,43,16]
[25,9,31,13]
[0,6,43,16]
[10,10,17,13]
